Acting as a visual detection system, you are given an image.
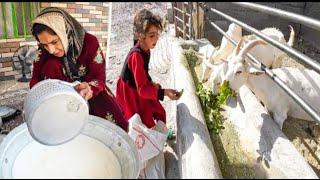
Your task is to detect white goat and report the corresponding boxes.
[201,25,294,83]
[205,38,249,91]
[242,25,295,69]
[211,39,320,129]
[206,25,295,90]
[198,43,216,71]
[201,23,242,82]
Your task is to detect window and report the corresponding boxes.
[0,2,40,39]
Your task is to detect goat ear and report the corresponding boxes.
[248,66,265,75]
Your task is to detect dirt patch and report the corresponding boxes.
[283,118,320,176]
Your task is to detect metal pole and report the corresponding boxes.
[233,2,320,32]
[209,20,320,124]
[210,7,320,75]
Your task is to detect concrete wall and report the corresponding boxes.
[300,2,320,51]
[0,2,110,81]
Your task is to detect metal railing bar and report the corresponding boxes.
[233,2,320,32]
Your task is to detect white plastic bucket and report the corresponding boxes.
[0,115,140,179]
[23,79,89,146]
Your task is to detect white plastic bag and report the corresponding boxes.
[128,113,167,179]
[138,151,165,179]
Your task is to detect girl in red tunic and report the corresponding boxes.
[30,7,128,131]
[116,9,180,129]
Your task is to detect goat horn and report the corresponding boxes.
[238,39,267,58]
[212,59,227,66]
[204,57,225,69]
[235,38,244,55]
[287,25,295,47]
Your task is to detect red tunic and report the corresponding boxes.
[30,32,128,131]
[116,44,166,128]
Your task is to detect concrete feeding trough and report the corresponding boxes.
[171,39,222,179]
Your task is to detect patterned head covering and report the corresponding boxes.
[32,7,86,81]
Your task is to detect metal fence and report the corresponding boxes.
[0,2,40,39]
[172,2,320,124]
[172,2,192,40]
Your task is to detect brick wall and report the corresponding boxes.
[0,2,111,81]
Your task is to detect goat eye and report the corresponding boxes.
[236,71,242,75]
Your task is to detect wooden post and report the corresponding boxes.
[188,2,193,40]
[172,2,178,37]
[197,2,200,39]
[182,2,186,39]
[191,2,199,39]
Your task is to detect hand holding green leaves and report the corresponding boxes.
[165,89,180,100]
[175,89,184,99]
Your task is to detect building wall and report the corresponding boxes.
[0,2,110,81]
[299,2,320,51]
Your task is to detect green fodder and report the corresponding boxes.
[182,48,200,69]
[195,81,236,135]
[183,46,257,178]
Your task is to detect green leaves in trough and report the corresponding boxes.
[181,46,237,135]
[196,81,236,135]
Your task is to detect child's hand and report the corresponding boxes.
[164,89,180,100]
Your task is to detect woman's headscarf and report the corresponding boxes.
[32,7,86,81]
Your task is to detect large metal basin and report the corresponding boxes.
[0,115,140,179]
